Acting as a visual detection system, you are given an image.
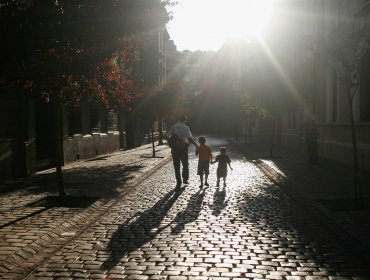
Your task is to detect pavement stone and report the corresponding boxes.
[231,139,370,259]
[0,143,172,278]
[0,136,369,279]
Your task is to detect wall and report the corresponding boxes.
[0,140,12,183]
[63,132,120,163]
[0,88,31,183]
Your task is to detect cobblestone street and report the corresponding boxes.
[1,137,369,279]
[3,1,370,278]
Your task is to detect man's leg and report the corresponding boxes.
[172,153,182,186]
[180,150,189,184]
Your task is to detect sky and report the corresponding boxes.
[166,0,275,52]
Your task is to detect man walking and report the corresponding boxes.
[167,114,198,188]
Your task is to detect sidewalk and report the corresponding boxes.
[231,139,370,258]
[0,143,172,276]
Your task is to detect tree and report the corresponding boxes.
[331,40,370,207]
[134,75,186,157]
[0,0,172,196]
[240,95,266,144]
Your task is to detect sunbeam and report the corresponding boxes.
[258,38,304,105]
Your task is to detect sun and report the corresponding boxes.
[167,0,275,51]
[221,0,274,39]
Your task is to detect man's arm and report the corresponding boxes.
[167,126,173,138]
[185,126,197,147]
[188,137,198,147]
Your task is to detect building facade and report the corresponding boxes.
[277,0,370,169]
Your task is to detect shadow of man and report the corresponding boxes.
[101,186,184,271]
[170,187,208,235]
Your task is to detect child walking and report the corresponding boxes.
[195,136,212,187]
[212,146,232,187]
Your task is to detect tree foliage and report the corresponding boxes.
[0,0,172,109]
[0,0,173,196]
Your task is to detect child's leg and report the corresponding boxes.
[200,174,203,185]
[203,163,209,186]
[216,176,220,186]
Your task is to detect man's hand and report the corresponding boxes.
[189,138,198,147]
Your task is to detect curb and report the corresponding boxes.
[0,152,172,279]
[253,158,370,268]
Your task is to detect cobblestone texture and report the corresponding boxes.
[1,137,369,280]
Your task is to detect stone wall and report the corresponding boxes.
[63,132,120,163]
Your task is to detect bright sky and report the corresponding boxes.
[166,0,275,52]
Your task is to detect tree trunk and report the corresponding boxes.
[158,117,164,145]
[269,115,275,158]
[55,105,66,197]
[347,90,360,208]
[151,126,156,158]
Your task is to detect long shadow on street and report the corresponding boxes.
[228,140,370,278]
[238,183,370,278]
[1,164,144,198]
[0,164,145,228]
[209,184,229,216]
[170,186,208,235]
[197,136,369,277]
[101,186,184,271]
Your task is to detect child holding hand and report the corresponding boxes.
[195,136,212,187]
[212,146,232,187]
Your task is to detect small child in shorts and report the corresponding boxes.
[195,136,212,187]
[212,146,232,187]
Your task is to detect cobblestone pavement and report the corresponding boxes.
[1,136,368,279]
[230,138,370,257]
[0,144,172,279]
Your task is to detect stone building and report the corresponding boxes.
[0,28,169,184]
[274,0,370,170]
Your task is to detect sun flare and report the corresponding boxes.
[167,0,275,51]
[214,0,274,39]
